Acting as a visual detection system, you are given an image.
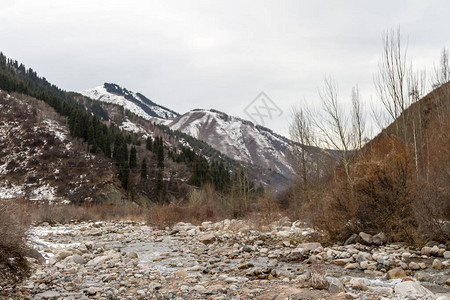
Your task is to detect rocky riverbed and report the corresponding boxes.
[1,218,449,299]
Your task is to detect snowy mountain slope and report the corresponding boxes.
[80,83,315,188]
[81,83,179,120]
[167,109,297,181]
[0,90,117,204]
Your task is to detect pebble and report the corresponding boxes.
[5,219,448,299]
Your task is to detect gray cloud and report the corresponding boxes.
[0,0,448,136]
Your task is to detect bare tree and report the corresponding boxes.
[432,48,450,88]
[311,77,365,186]
[289,105,315,200]
[351,86,365,151]
[374,27,411,139]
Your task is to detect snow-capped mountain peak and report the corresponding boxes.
[81,83,179,120]
[167,108,296,181]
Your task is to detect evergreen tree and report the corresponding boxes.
[141,158,147,179]
[156,168,164,202]
[129,146,137,170]
[146,137,152,151]
[157,139,164,170]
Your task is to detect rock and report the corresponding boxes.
[394,281,434,298]
[401,252,411,259]
[344,234,358,245]
[386,268,407,280]
[126,252,138,259]
[149,283,162,290]
[372,287,393,297]
[199,233,216,245]
[409,262,421,270]
[174,270,188,278]
[358,232,373,245]
[415,271,433,282]
[68,254,85,264]
[276,231,291,238]
[432,258,443,270]
[48,255,60,265]
[297,242,322,252]
[356,251,372,263]
[372,232,387,246]
[87,287,102,295]
[57,249,72,260]
[25,248,46,263]
[399,261,408,270]
[344,263,359,270]
[86,255,111,267]
[331,258,353,266]
[436,296,450,300]
[350,278,368,291]
[430,245,440,256]
[327,277,344,294]
[224,277,239,284]
[425,241,439,247]
[443,251,450,259]
[35,291,61,299]
[446,278,450,285]
[421,246,432,256]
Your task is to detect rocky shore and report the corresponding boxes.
[1,218,449,299]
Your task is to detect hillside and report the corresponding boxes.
[0,91,119,204]
[369,81,450,188]
[0,53,239,205]
[81,84,327,190]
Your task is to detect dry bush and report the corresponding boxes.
[28,203,146,224]
[0,200,31,285]
[147,184,226,226]
[309,263,328,290]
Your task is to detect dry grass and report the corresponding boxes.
[0,200,31,286]
[25,202,147,224]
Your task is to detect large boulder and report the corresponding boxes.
[344,233,358,245]
[327,277,345,294]
[432,258,443,270]
[394,281,434,298]
[358,232,373,245]
[386,268,407,280]
[372,232,387,245]
[25,248,46,263]
[199,233,216,245]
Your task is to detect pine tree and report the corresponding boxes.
[157,140,164,170]
[146,137,152,151]
[141,158,147,180]
[129,146,137,170]
[156,168,164,202]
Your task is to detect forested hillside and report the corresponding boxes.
[0,53,259,205]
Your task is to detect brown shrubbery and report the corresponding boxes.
[0,200,31,285]
[283,134,449,245]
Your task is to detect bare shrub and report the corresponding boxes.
[0,200,31,285]
[28,203,146,224]
[309,264,328,290]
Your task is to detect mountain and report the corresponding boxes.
[81,84,308,188]
[167,109,296,181]
[81,83,179,120]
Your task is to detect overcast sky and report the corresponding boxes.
[1,0,448,136]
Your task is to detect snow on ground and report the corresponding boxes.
[0,182,26,199]
[29,224,83,262]
[42,119,66,142]
[119,119,149,135]
[82,85,154,121]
